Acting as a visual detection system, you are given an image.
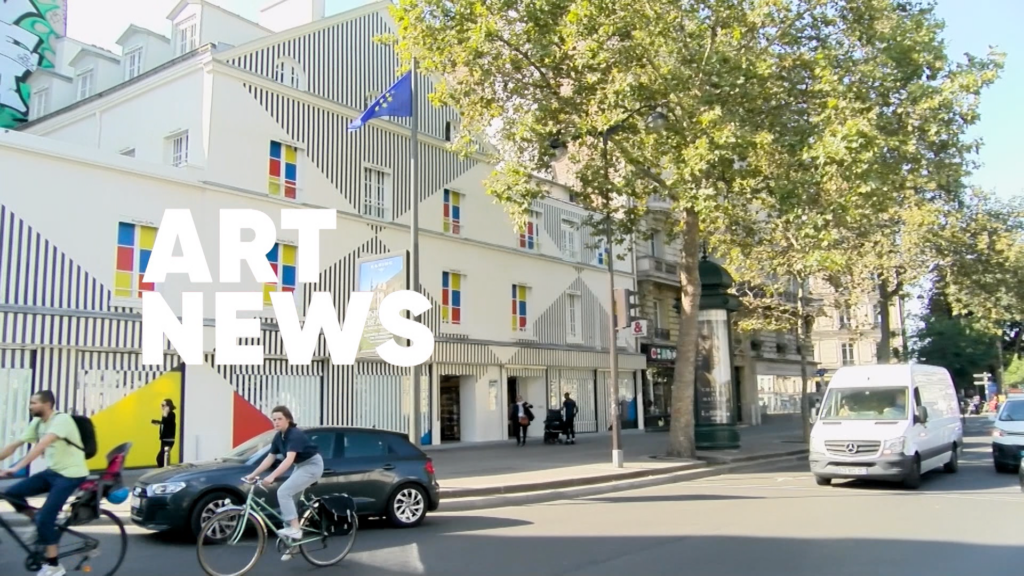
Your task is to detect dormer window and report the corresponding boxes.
[176,16,198,56]
[273,57,304,90]
[124,45,143,80]
[75,68,93,102]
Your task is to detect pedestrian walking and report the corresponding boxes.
[509,396,534,446]
[562,392,577,444]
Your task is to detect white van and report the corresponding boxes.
[809,363,963,489]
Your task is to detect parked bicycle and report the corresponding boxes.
[0,443,131,576]
[195,476,357,576]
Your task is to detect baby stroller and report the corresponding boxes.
[543,409,566,444]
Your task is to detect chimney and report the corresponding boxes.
[259,0,326,33]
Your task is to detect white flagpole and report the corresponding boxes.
[409,58,422,446]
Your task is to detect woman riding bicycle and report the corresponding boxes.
[242,406,323,541]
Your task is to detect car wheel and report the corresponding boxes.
[190,491,240,540]
[943,444,959,473]
[386,484,427,528]
[814,475,831,486]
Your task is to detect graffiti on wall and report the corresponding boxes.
[1,0,66,128]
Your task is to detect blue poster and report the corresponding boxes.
[356,255,406,357]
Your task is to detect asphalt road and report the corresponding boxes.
[3,417,1019,576]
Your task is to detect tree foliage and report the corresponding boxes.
[912,312,999,392]
[384,0,1007,457]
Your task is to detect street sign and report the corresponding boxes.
[630,319,648,337]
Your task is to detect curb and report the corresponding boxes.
[437,450,809,513]
[441,460,708,499]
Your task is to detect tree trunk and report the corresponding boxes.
[797,279,812,443]
[996,338,1005,395]
[667,207,701,459]
[877,278,893,364]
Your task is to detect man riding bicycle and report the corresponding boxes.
[0,390,89,576]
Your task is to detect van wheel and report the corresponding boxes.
[902,455,922,489]
[943,444,959,473]
[814,475,831,486]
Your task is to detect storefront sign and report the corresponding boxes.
[646,345,676,362]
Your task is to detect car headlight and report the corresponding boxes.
[882,437,905,455]
[147,482,186,496]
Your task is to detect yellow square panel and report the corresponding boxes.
[284,145,297,163]
[115,271,133,290]
[139,226,157,250]
[263,283,275,306]
[282,244,296,265]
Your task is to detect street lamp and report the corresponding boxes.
[548,104,667,468]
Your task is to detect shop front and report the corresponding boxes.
[641,344,676,432]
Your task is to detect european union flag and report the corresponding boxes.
[347,71,413,131]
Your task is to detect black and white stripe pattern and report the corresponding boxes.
[224,11,457,143]
[432,341,502,366]
[533,275,609,348]
[507,347,647,370]
[536,200,606,266]
[0,347,32,369]
[0,205,109,312]
[242,83,476,221]
[506,366,546,378]
[434,363,490,378]
[548,369,598,432]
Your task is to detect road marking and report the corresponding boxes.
[348,542,425,574]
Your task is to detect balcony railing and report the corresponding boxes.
[636,255,679,285]
[647,195,671,211]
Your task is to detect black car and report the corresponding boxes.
[130,426,440,538]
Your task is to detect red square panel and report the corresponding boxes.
[519,316,526,328]
[116,246,134,271]
[285,184,296,199]
[269,159,281,177]
[452,308,461,323]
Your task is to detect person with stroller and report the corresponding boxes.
[562,392,578,444]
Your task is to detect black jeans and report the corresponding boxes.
[4,469,85,546]
[513,422,528,443]
[156,440,175,468]
[565,419,576,439]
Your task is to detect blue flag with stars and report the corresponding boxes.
[347,72,413,131]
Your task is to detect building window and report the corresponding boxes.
[361,166,391,221]
[268,141,298,199]
[652,301,661,329]
[595,240,610,267]
[874,303,882,326]
[176,17,198,56]
[517,210,539,250]
[168,131,188,167]
[566,292,581,341]
[441,271,462,324]
[512,284,529,332]
[442,189,462,235]
[114,222,157,299]
[30,87,48,119]
[124,45,143,80]
[841,342,855,366]
[274,58,304,90]
[263,242,297,306]
[838,309,850,329]
[560,218,580,261]
[75,69,93,101]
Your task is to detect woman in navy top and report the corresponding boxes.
[243,406,324,543]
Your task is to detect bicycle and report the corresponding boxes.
[195,476,357,576]
[0,443,131,575]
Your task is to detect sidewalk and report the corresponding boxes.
[2,417,807,514]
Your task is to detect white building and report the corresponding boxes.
[0,0,646,469]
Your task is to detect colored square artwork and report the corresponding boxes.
[512,284,527,331]
[442,271,462,324]
[518,220,536,250]
[114,222,158,299]
[443,189,462,235]
[264,242,298,306]
[268,141,298,200]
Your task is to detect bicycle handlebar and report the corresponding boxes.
[241,477,268,491]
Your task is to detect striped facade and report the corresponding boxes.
[2,3,646,449]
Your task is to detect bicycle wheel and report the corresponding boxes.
[59,509,128,576]
[196,508,266,576]
[297,507,357,567]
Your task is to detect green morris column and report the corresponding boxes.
[694,256,741,450]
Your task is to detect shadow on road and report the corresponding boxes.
[580,494,763,504]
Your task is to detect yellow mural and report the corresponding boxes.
[85,369,182,471]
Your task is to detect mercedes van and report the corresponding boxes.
[809,363,962,489]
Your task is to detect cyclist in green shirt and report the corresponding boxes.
[0,390,89,576]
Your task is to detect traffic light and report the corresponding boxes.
[613,288,641,329]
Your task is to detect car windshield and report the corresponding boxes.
[999,400,1024,422]
[819,386,909,421]
[219,430,276,462]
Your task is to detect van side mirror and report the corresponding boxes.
[809,411,818,425]
[915,406,929,424]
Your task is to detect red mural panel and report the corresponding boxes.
[232,392,272,447]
